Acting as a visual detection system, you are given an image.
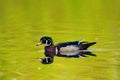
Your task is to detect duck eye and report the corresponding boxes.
[42,40,46,44]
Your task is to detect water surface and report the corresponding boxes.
[0,0,120,80]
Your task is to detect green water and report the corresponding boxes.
[0,0,120,80]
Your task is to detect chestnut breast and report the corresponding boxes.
[45,45,56,57]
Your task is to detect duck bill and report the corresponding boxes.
[36,41,42,46]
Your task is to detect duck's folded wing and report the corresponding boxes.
[55,41,80,56]
[56,41,79,48]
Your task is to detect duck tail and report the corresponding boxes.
[80,42,96,50]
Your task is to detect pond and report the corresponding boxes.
[0,0,120,80]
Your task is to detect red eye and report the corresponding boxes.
[42,40,46,44]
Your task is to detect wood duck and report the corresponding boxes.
[36,36,96,64]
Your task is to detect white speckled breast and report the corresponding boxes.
[60,46,79,55]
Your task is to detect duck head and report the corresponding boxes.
[36,36,54,46]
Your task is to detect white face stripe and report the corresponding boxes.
[45,40,51,46]
[45,40,48,46]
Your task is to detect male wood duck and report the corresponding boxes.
[36,36,96,64]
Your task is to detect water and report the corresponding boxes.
[0,0,120,80]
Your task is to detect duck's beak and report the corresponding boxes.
[36,41,42,46]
